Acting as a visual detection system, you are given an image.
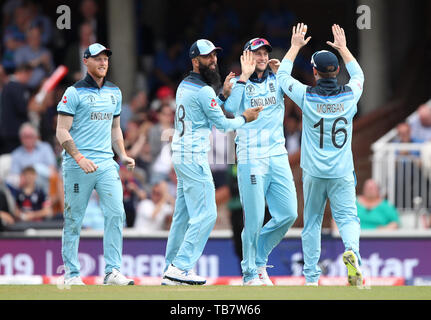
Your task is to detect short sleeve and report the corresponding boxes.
[57,86,79,116]
[114,89,122,117]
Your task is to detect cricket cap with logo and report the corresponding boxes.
[311,50,339,73]
[189,39,222,59]
[84,43,112,59]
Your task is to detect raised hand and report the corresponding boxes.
[291,23,311,48]
[239,50,256,81]
[326,24,347,51]
[222,71,236,98]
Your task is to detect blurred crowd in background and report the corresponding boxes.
[0,0,430,234]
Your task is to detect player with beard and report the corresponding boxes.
[162,39,263,285]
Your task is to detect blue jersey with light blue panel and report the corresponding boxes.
[277,59,364,178]
[171,72,245,159]
[57,73,122,169]
[224,69,287,161]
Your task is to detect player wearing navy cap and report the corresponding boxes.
[56,43,134,286]
[223,37,298,286]
[277,24,364,286]
[162,39,263,285]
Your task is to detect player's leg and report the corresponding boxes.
[327,173,362,285]
[257,154,298,268]
[95,161,126,276]
[164,172,189,272]
[237,159,267,283]
[61,168,96,279]
[301,173,327,284]
[170,161,217,272]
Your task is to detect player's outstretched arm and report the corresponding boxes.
[56,114,98,173]
[326,24,355,64]
[283,23,311,63]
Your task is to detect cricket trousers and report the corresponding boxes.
[164,153,217,272]
[237,154,298,282]
[301,171,361,283]
[61,159,125,279]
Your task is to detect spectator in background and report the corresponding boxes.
[152,38,188,93]
[14,25,54,90]
[64,22,96,84]
[12,166,52,223]
[26,0,53,46]
[120,164,147,228]
[134,181,174,233]
[77,0,107,44]
[124,117,152,173]
[149,86,176,113]
[0,176,16,231]
[121,90,149,131]
[0,64,9,90]
[408,102,431,142]
[0,63,34,154]
[284,115,301,154]
[147,104,174,170]
[254,0,295,49]
[356,178,400,230]
[7,122,57,195]
[2,4,29,73]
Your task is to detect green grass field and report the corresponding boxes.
[0,285,430,300]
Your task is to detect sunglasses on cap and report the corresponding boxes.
[245,38,272,52]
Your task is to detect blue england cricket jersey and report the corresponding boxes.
[171,72,245,160]
[277,59,364,178]
[224,69,287,161]
[57,73,122,169]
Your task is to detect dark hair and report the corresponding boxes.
[15,63,33,73]
[316,69,338,79]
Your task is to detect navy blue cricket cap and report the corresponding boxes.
[311,50,339,73]
[189,39,222,59]
[84,43,112,59]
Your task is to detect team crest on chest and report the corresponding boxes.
[110,94,116,105]
[87,94,96,105]
[269,82,276,93]
[245,84,256,98]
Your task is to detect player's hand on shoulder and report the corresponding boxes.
[242,106,263,123]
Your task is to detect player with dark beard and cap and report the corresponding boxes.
[162,39,263,285]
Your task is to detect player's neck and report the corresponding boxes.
[88,72,104,88]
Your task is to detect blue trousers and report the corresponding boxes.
[237,154,298,282]
[301,172,361,283]
[164,155,217,272]
[61,159,125,278]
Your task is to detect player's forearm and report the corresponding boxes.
[57,129,81,160]
[111,126,128,159]
[337,47,355,64]
[283,45,301,63]
[223,81,246,114]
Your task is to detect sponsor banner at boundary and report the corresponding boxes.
[0,275,405,286]
[1,237,430,279]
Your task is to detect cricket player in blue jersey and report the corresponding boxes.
[277,23,364,286]
[223,38,298,286]
[56,43,134,286]
[162,39,263,285]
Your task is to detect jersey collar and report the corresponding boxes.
[249,68,271,83]
[84,73,106,89]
